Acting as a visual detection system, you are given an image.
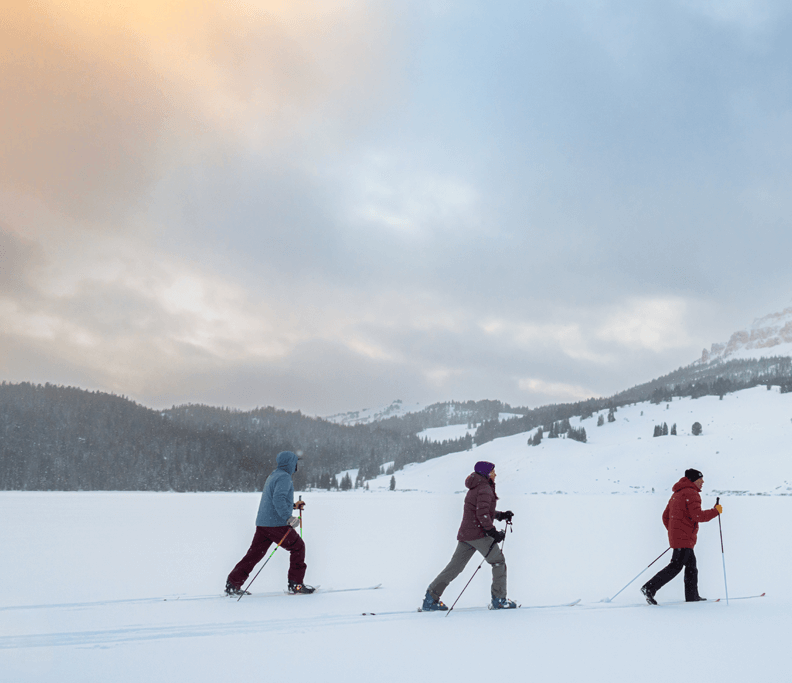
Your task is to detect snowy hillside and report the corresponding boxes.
[699,306,792,363]
[325,399,427,425]
[369,386,792,496]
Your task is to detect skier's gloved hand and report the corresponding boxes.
[287,516,301,528]
[714,504,723,514]
[485,527,506,543]
[495,510,514,522]
[294,500,305,510]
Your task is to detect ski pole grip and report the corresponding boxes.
[716,496,720,505]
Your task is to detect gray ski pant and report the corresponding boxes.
[427,537,507,600]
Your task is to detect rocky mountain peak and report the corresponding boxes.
[700,306,792,363]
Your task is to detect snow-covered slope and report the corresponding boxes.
[699,306,792,363]
[324,399,427,425]
[368,386,792,496]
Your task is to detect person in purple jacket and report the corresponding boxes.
[422,461,517,610]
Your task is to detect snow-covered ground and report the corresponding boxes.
[416,413,519,443]
[416,423,475,442]
[2,386,791,682]
[1,492,788,682]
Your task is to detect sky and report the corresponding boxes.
[2,0,792,416]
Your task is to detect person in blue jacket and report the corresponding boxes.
[225,451,315,596]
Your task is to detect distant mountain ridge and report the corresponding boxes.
[325,400,427,426]
[700,306,792,364]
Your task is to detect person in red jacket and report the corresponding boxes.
[641,469,723,604]
[422,461,517,611]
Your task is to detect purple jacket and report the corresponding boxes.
[457,472,500,541]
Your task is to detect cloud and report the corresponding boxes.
[0,225,44,295]
[3,1,792,415]
[517,377,596,403]
[596,297,694,352]
[0,0,398,223]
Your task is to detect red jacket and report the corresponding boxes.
[662,477,718,548]
[457,472,499,542]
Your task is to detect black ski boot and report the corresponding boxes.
[225,581,250,597]
[641,585,657,605]
[288,582,316,594]
[421,591,448,611]
[687,596,707,602]
[490,595,518,609]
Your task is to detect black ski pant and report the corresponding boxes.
[643,548,700,601]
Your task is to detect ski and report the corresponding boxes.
[163,584,383,602]
[283,584,383,596]
[714,592,765,603]
[589,593,765,609]
[362,598,580,616]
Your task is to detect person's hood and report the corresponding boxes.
[276,451,299,475]
[672,477,698,494]
[465,472,491,490]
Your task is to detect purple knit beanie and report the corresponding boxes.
[474,461,495,477]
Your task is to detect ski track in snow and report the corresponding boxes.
[0,584,382,613]
[0,613,374,650]
[0,600,583,649]
[0,594,767,649]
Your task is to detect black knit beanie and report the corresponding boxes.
[685,468,703,482]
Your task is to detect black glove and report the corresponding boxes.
[495,510,514,522]
[485,527,506,543]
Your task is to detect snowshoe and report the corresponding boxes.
[225,581,250,597]
[288,582,316,595]
[641,585,657,605]
[421,591,448,611]
[490,596,518,610]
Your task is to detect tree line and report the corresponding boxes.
[0,382,472,491]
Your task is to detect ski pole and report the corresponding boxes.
[500,519,513,553]
[298,495,303,538]
[238,528,292,601]
[717,496,729,606]
[445,536,500,617]
[603,547,671,603]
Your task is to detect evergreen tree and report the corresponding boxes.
[662,422,668,436]
[597,414,605,427]
[389,475,396,491]
[692,422,703,436]
[671,423,677,435]
[568,426,587,443]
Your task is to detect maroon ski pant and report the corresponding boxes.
[227,526,306,589]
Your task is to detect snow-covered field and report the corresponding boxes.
[2,386,791,682]
[2,492,789,682]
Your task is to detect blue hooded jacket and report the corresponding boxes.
[256,451,298,527]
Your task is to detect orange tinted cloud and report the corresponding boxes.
[1,0,396,221]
